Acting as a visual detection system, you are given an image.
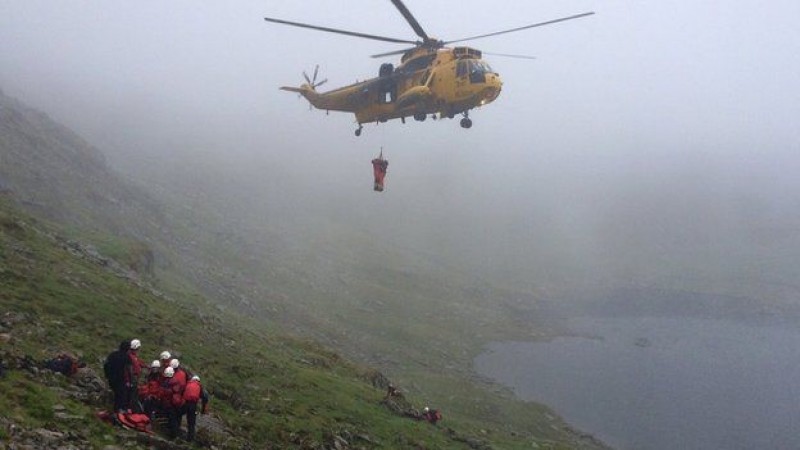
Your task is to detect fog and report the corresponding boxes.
[2,0,799,296]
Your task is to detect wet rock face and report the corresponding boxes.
[0,415,93,450]
[1,311,29,329]
[65,367,109,405]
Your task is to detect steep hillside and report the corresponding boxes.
[0,89,162,240]
[0,195,513,449]
[0,89,279,321]
[0,89,608,448]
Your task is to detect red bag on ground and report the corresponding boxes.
[116,412,152,433]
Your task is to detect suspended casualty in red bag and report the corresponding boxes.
[371,148,389,192]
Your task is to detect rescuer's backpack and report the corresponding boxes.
[103,341,130,383]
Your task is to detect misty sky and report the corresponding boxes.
[2,0,799,291]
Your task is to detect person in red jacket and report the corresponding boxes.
[158,366,175,409]
[139,360,162,418]
[167,359,192,437]
[158,350,172,373]
[169,359,188,386]
[422,406,442,425]
[161,366,187,439]
[124,339,144,412]
[182,375,210,442]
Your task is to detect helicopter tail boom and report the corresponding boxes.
[279,86,309,94]
[280,85,327,110]
[281,64,333,109]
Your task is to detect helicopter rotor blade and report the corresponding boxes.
[389,0,429,41]
[264,17,416,44]
[481,51,537,60]
[313,65,319,84]
[370,47,416,59]
[315,79,328,88]
[303,71,312,85]
[444,12,595,45]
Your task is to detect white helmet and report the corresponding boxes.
[150,360,161,369]
[423,407,430,413]
[191,375,200,382]
[169,359,180,369]
[164,367,175,378]
[130,339,141,350]
[159,351,171,360]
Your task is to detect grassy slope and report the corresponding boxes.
[0,197,474,449]
[0,197,599,449]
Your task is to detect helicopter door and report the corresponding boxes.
[379,79,396,104]
[454,60,468,98]
[456,61,467,78]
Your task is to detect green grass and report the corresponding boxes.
[3,198,551,448]
[0,185,604,449]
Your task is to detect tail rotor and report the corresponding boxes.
[280,66,326,111]
[302,64,327,90]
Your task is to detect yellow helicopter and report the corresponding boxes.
[265,0,594,136]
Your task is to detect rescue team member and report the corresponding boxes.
[125,339,144,410]
[384,383,401,400]
[159,351,172,372]
[139,360,162,417]
[422,406,442,425]
[169,359,188,386]
[166,359,191,438]
[183,375,210,442]
[104,340,132,412]
[161,366,186,439]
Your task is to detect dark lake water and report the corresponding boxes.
[473,316,800,450]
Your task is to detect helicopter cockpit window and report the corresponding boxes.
[468,60,488,84]
[472,60,493,74]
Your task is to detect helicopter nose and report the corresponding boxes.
[480,73,503,105]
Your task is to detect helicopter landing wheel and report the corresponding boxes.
[355,126,363,137]
[460,118,473,129]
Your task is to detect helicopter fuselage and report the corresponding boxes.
[281,46,502,129]
[269,1,593,135]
